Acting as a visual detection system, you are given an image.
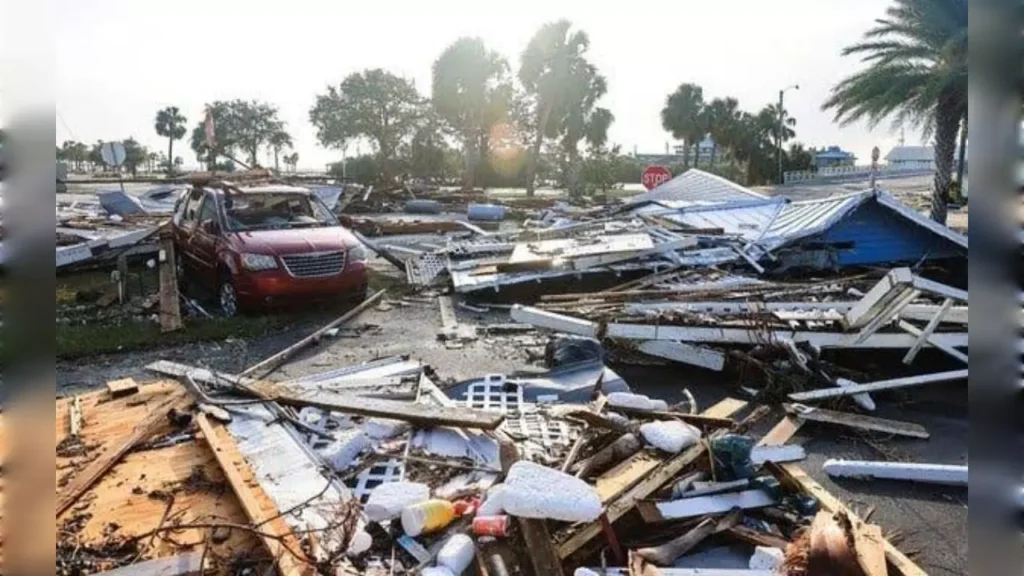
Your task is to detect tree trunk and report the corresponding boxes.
[566,146,583,199]
[710,143,717,168]
[955,113,968,193]
[693,142,700,169]
[167,138,174,175]
[930,101,960,224]
[525,103,553,197]
[462,133,479,192]
[274,148,280,173]
[682,143,691,169]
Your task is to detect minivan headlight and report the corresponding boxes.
[241,253,278,271]
[348,244,368,262]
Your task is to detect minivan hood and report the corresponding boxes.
[225,225,357,255]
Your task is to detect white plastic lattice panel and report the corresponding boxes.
[504,413,577,451]
[347,459,404,503]
[462,375,525,413]
[406,252,449,286]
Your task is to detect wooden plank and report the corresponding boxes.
[756,416,805,447]
[149,360,505,430]
[556,399,745,561]
[787,405,930,439]
[68,396,83,437]
[902,298,953,364]
[57,391,189,517]
[609,407,734,429]
[517,518,565,576]
[724,524,791,550]
[157,231,183,333]
[596,452,664,504]
[637,340,725,371]
[896,319,968,363]
[94,552,204,576]
[561,395,608,473]
[238,288,386,379]
[769,463,928,576]
[788,369,968,402]
[853,521,889,576]
[107,377,140,398]
[196,413,315,576]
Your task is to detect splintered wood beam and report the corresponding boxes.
[517,518,565,576]
[196,414,315,576]
[556,398,747,561]
[757,416,805,447]
[57,391,190,517]
[788,369,967,402]
[786,405,930,439]
[901,298,954,364]
[157,231,183,333]
[769,463,927,576]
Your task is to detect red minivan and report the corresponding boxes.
[171,184,369,316]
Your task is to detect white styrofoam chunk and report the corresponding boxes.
[607,392,668,412]
[640,420,701,454]
[319,429,371,472]
[606,412,631,428]
[748,546,785,570]
[574,569,601,576]
[363,418,411,440]
[476,484,506,516]
[437,534,475,574]
[502,461,601,522]
[364,482,431,522]
[346,526,373,556]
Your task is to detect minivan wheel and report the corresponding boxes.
[218,279,239,318]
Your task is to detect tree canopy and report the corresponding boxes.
[154,106,187,174]
[189,99,288,168]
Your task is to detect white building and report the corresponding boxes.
[885,146,934,170]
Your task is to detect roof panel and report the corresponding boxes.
[627,169,767,205]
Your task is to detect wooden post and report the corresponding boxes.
[158,230,183,332]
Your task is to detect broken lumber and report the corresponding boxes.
[636,509,741,566]
[637,490,777,523]
[57,391,189,517]
[786,404,930,439]
[556,398,747,561]
[517,518,565,576]
[69,396,83,437]
[196,414,315,576]
[636,340,726,371]
[756,416,805,447]
[823,460,968,486]
[769,463,928,576]
[157,230,183,333]
[896,319,968,363]
[510,305,599,338]
[788,369,967,402]
[239,288,386,379]
[148,360,505,430]
[853,521,889,576]
[93,552,205,576]
[107,377,140,398]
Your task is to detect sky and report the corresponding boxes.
[54,0,925,171]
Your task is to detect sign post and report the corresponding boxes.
[870,146,880,191]
[101,141,128,193]
[641,166,672,191]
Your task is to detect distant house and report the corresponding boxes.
[673,136,717,163]
[813,146,856,169]
[885,146,934,170]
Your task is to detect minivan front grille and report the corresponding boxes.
[281,251,346,278]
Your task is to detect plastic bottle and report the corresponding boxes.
[436,533,475,574]
[401,499,456,537]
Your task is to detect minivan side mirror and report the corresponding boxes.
[202,220,220,235]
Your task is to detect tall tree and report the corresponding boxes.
[661,83,705,169]
[758,102,796,147]
[121,138,147,176]
[154,106,187,174]
[822,0,967,223]
[703,97,740,167]
[268,130,293,172]
[558,62,612,197]
[519,20,597,196]
[188,100,287,169]
[432,37,511,190]
[309,69,424,182]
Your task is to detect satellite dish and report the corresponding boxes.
[101,141,127,167]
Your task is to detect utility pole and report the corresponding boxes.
[777,84,799,184]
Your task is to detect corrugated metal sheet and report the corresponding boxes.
[627,169,767,205]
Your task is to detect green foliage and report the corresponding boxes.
[329,154,379,185]
[121,137,148,175]
[310,69,425,181]
[59,140,90,172]
[661,83,705,167]
[154,106,187,174]
[189,100,288,168]
[822,0,967,223]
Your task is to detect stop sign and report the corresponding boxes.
[642,166,672,190]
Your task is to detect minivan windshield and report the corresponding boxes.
[222,192,337,231]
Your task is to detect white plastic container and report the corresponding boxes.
[437,534,475,574]
[421,567,455,576]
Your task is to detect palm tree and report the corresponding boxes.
[154,106,187,175]
[703,97,740,167]
[822,0,967,224]
[432,37,511,191]
[268,130,293,173]
[660,83,705,169]
[557,57,610,196]
[519,20,594,196]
